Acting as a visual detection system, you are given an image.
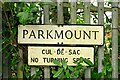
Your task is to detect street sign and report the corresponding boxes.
[28,46,94,66]
[18,25,104,45]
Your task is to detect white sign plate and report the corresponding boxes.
[28,46,94,66]
[18,25,104,45]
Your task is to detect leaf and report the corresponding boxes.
[103,67,107,76]
[68,66,74,72]
[52,60,62,67]
[60,75,66,79]
[62,60,67,70]
[74,71,79,78]
[104,45,108,50]
[17,12,29,25]
[91,72,102,78]
[25,72,30,78]
[79,57,84,63]
[77,63,83,67]
[53,68,63,78]
[82,66,87,71]
[30,7,38,12]
[83,58,94,67]
[96,72,102,78]
[52,70,57,74]
[65,70,70,78]
[35,67,39,72]
[107,65,112,72]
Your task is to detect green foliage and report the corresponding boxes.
[2,2,20,78]
[53,68,64,78]
[2,2,44,78]
[31,67,43,79]
[24,64,31,79]
[91,71,102,79]
[77,13,84,24]
[52,57,93,79]
[83,58,94,67]
[102,54,112,78]
[17,12,30,25]
[16,3,40,25]
[53,60,62,67]
[2,2,120,79]
[24,64,43,79]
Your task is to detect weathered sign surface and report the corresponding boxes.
[18,25,104,45]
[28,46,94,66]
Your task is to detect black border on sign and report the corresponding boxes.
[18,24,104,46]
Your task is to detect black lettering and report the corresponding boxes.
[69,49,72,55]
[65,58,68,62]
[47,50,52,55]
[38,30,45,39]
[45,58,68,63]
[43,58,46,63]
[42,49,45,54]
[43,58,50,63]
[73,58,76,63]
[65,30,73,39]
[57,48,64,55]
[35,58,39,62]
[57,49,60,55]
[31,57,38,63]
[73,50,76,54]
[47,58,50,63]
[47,30,53,39]
[42,49,52,55]
[23,30,28,38]
[75,30,81,39]
[77,50,80,55]
[54,58,57,61]
[29,30,36,38]
[55,30,63,39]
[83,31,91,39]
[92,31,99,39]
[73,58,79,63]
[87,58,90,60]
[31,58,35,62]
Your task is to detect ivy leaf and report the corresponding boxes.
[103,67,107,76]
[68,66,74,72]
[30,7,38,12]
[83,58,94,67]
[65,70,70,78]
[79,57,84,63]
[35,67,39,72]
[104,45,108,51]
[52,60,62,67]
[108,67,112,72]
[52,70,57,74]
[25,72,30,79]
[53,68,63,78]
[92,72,102,78]
[74,71,79,78]
[62,60,67,70]
[107,65,112,72]
[17,12,29,25]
